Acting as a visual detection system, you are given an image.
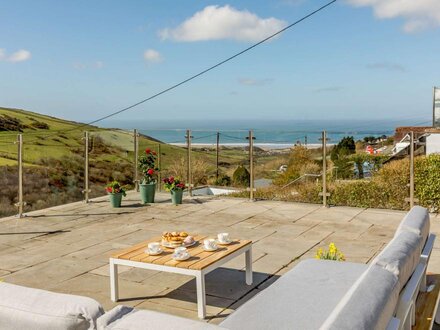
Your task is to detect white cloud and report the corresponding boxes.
[159,5,287,42]
[94,61,104,69]
[143,49,163,63]
[0,48,31,63]
[366,61,406,72]
[238,78,273,86]
[346,0,440,32]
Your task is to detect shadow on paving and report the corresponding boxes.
[124,268,279,314]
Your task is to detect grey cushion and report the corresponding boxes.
[220,259,368,330]
[321,264,399,330]
[395,206,430,253]
[99,306,225,330]
[0,282,104,330]
[372,230,422,292]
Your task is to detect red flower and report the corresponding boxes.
[145,148,151,154]
[152,151,157,155]
[169,177,174,183]
[147,169,154,176]
[106,187,112,193]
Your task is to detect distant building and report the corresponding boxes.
[425,129,440,155]
[392,126,440,156]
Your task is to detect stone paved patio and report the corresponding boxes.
[0,191,439,324]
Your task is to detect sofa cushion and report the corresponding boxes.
[0,282,104,330]
[395,206,430,253]
[372,230,422,292]
[321,264,399,330]
[220,259,368,330]
[98,306,225,330]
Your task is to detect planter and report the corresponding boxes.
[140,182,156,204]
[171,190,183,205]
[108,192,123,208]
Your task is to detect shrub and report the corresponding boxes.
[214,174,231,186]
[415,155,440,212]
[274,146,320,186]
[233,166,250,187]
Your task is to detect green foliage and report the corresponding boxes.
[274,146,320,185]
[233,165,250,187]
[349,154,388,179]
[331,136,355,162]
[215,174,231,186]
[106,181,127,196]
[415,155,440,212]
[138,148,159,183]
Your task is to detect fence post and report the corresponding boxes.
[16,134,24,218]
[186,129,193,197]
[216,132,220,180]
[134,129,139,192]
[319,131,330,207]
[248,130,255,201]
[157,143,161,192]
[409,131,414,208]
[83,131,90,203]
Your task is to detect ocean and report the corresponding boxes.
[99,118,411,149]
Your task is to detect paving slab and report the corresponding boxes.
[0,191,437,322]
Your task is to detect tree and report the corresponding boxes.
[331,136,356,162]
[233,166,250,187]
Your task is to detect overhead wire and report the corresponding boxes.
[21,0,337,144]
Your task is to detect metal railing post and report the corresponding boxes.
[409,131,415,208]
[134,129,139,192]
[319,131,330,207]
[83,131,90,203]
[16,134,24,218]
[157,143,161,192]
[249,130,255,201]
[216,132,220,181]
[186,129,193,196]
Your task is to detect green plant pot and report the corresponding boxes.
[171,190,183,205]
[108,192,123,208]
[140,182,156,204]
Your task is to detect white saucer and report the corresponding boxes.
[203,246,218,252]
[173,253,191,261]
[216,239,232,245]
[146,248,163,256]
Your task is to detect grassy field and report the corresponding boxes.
[0,107,288,217]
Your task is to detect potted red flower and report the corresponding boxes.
[138,148,159,204]
[106,181,126,208]
[163,176,185,205]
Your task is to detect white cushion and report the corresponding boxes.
[0,282,104,330]
[395,206,430,254]
[321,264,399,330]
[98,306,225,330]
[372,231,422,292]
[220,259,368,330]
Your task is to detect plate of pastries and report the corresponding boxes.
[161,231,196,248]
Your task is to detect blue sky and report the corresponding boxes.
[0,0,439,125]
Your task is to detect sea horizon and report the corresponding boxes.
[98,118,418,147]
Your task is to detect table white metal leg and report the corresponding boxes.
[110,258,119,302]
[196,272,206,319]
[245,248,253,285]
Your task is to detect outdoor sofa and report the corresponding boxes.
[0,206,437,330]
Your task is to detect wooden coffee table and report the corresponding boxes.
[109,235,253,319]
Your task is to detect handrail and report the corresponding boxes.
[281,173,321,189]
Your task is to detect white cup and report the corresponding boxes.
[174,247,188,257]
[204,239,217,250]
[218,233,230,243]
[148,242,160,253]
